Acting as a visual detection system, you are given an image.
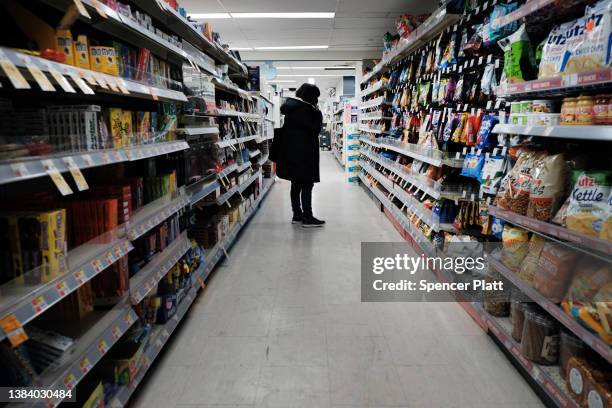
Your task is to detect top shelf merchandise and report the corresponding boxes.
[358,0,612,405]
[0,1,273,406]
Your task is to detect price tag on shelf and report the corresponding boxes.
[91,0,108,18]
[97,339,108,354]
[495,59,500,68]
[31,295,48,314]
[101,152,111,163]
[72,0,91,18]
[149,87,159,101]
[93,73,109,89]
[455,152,461,159]
[80,357,92,374]
[41,159,73,196]
[486,100,493,110]
[470,59,475,68]
[91,258,103,273]
[40,60,76,93]
[0,49,30,89]
[0,314,28,347]
[17,54,55,91]
[116,78,130,94]
[63,373,77,390]
[73,270,86,285]
[105,76,120,93]
[494,100,502,109]
[69,72,94,94]
[63,156,89,191]
[478,56,484,65]
[10,162,29,179]
[111,325,122,340]
[79,70,98,86]
[55,280,69,297]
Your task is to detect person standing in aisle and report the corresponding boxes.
[274,83,325,227]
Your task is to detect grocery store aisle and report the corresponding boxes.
[131,153,544,408]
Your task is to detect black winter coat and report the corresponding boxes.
[275,97,323,183]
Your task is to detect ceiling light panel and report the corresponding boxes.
[254,45,329,50]
[189,13,231,19]
[232,12,335,18]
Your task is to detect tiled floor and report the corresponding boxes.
[131,153,545,408]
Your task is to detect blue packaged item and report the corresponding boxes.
[476,115,499,149]
[461,153,485,179]
[381,151,397,160]
[491,216,506,239]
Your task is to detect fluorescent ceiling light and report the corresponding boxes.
[229,47,253,51]
[254,45,329,50]
[308,78,316,84]
[277,74,344,77]
[276,66,354,70]
[232,12,334,18]
[189,13,231,19]
[189,12,334,19]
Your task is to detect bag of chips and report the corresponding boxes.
[566,170,612,237]
[527,153,568,222]
[539,19,586,78]
[480,155,507,195]
[461,152,485,179]
[565,0,612,74]
[499,24,536,83]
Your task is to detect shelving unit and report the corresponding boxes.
[0,0,276,406]
[493,124,612,141]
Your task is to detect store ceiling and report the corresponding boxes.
[181,0,437,60]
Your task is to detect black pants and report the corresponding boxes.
[290,181,313,218]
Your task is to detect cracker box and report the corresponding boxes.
[89,46,119,76]
[73,35,90,70]
[55,30,74,66]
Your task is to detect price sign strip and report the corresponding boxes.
[0,240,133,341]
[489,257,611,363]
[36,308,138,408]
[130,234,191,304]
[480,309,581,408]
[215,171,261,206]
[126,195,190,241]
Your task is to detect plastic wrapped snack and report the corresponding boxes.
[501,225,530,271]
[566,170,612,238]
[539,19,586,78]
[499,24,536,83]
[520,309,560,365]
[517,234,546,285]
[565,0,612,74]
[527,153,568,222]
[480,155,508,195]
[534,244,578,302]
[601,191,612,241]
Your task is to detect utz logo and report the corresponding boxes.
[585,12,604,32]
[577,174,595,187]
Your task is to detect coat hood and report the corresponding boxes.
[281,97,317,115]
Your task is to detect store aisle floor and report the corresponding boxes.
[131,153,545,408]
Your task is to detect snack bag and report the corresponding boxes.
[539,19,586,78]
[517,234,546,285]
[476,115,499,149]
[534,244,578,302]
[566,170,612,237]
[499,24,536,83]
[461,153,485,179]
[527,154,568,222]
[480,155,507,195]
[601,191,612,240]
[501,225,530,271]
[565,0,612,74]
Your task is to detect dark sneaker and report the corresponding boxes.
[302,216,325,228]
[292,215,303,224]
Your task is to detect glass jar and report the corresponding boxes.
[559,330,591,380]
[520,310,560,365]
[576,95,595,125]
[510,300,525,342]
[561,97,577,125]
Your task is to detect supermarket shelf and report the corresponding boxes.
[0,140,190,186]
[0,239,133,341]
[130,233,191,304]
[492,124,612,141]
[236,161,252,173]
[110,286,198,407]
[498,68,612,98]
[256,153,270,167]
[361,149,441,199]
[217,163,238,179]
[359,126,388,135]
[126,193,190,241]
[1,47,187,102]
[489,257,611,363]
[216,134,259,148]
[361,161,444,233]
[129,0,247,75]
[249,149,262,159]
[256,134,274,143]
[333,149,344,168]
[360,137,463,168]
[360,5,461,84]
[482,310,581,408]
[111,179,276,407]
[31,305,138,407]
[359,96,392,110]
[188,178,220,206]
[177,126,219,136]
[201,109,261,121]
[360,114,393,121]
[252,92,274,105]
[42,0,214,74]
[214,170,260,206]
[212,78,251,99]
[359,173,435,256]
[360,81,387,97]
[488,206,612,255]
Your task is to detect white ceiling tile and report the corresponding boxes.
[337,0,436,13]
[218,0,337,12]
[181,0,226,13]
[236,19,333,30]
[333,17,396,29]
[243,29,330,41]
